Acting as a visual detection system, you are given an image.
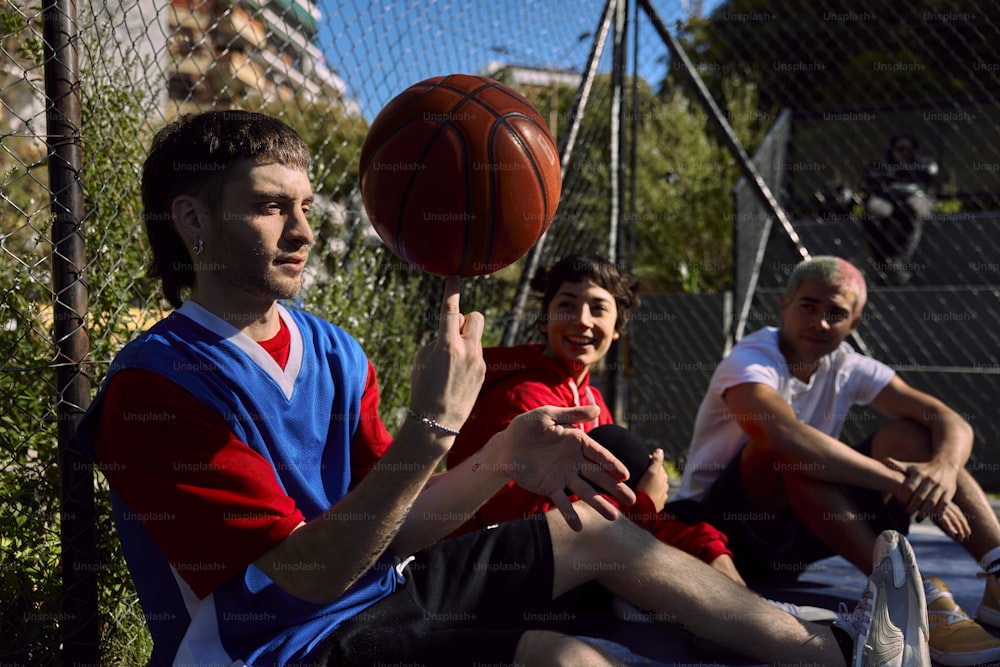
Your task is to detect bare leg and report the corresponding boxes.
[951,467,1000,560]
[708,553,747,585]
[742,419,1000,573]
[545,505,847,667]
[782,474,880,575]
[514,630,623,667]
[741,439,879,575]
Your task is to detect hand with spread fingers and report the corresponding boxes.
[487,404,636,531]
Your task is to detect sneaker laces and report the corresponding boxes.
[923,579,971,627]
[763,598,803,615]
[930,606,971,627]
[837,584,875,642]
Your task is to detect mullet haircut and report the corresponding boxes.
[141,110,311,308]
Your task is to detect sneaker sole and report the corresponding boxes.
[868,531,931,667]
[792,607,839,623]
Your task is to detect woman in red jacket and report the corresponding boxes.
[447,254,740,580]
[447,255,839,623]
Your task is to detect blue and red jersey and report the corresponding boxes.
[75,301,396,666]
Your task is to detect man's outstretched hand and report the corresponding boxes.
[490,405,636,531]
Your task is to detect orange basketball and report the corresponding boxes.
[359,74,561,276]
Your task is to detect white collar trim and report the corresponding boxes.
[176,301,302,400]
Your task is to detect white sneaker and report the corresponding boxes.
[612,594,836,624]
[836,530,930,667]
[762,597,838,623]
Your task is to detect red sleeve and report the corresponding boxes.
[349,361,394,486]
[95,370,305,598]
[622,489,658,525]
[650,514,734,564]
[450,379,567,469]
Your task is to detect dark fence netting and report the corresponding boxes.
[2,0,999,662]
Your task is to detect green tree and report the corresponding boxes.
[78,84,161,666]
[0,6,73,665]
[689,0,1000,112]
[631,73,766,292]
[515,70,767,293]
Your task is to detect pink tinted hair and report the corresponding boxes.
[784,256,868,318]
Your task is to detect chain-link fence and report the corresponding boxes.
[3,0,1000,663]
[712,3,1000,489]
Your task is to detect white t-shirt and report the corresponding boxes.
[677,327,895,501]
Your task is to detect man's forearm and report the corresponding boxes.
[390,441,511,555]
[729,383,907,494]
[255,418,453,603]
[771,420,905,493]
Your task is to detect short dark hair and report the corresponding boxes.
[141,110,311,307]
[530,253,640,335]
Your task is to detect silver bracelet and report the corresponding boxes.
[407,408,461,436]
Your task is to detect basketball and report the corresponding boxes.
[359,74,561,277]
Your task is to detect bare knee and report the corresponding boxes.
[514,630,623,667]
[546,503,655,597]
[547,501,643,551]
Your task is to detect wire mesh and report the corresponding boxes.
[720,2,1000,488]
[3,0,1000,663]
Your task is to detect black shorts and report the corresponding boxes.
[312,516,556,666]
[666,435,911,580]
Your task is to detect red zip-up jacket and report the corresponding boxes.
[447,343,732,564]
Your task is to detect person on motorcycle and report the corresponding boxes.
[860,132,939,285]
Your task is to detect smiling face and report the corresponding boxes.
[778,277,860,379]
[542,279,620,382]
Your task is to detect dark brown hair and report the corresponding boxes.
[141,110,311,307]
[531,253,640,335]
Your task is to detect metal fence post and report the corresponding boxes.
[43,0,98,663]
[605,0,629,423]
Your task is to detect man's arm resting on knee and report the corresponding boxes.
[869,375,974,516]
[725,381,905,493]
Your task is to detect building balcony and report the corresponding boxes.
[216,5,267,50]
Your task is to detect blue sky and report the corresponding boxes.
[316,0,724,121]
